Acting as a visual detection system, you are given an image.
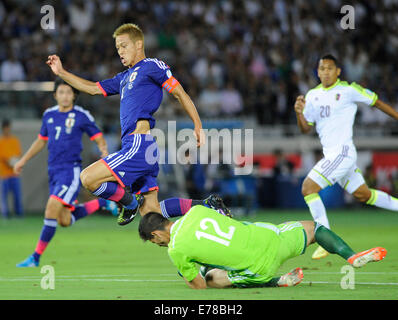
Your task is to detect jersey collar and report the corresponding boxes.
[321,78,341,91]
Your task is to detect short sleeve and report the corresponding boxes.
[38,115,49,140]
[303,93,315,126]
[148,60,180,93]
[96,72,125,97]
[168,248,198,282]
[349,82,378,107]
[80,111,102,140]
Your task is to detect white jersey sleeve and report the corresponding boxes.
[303,91,316,126]
[349,82,378,106]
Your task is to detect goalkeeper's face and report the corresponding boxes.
[150,230,170,247]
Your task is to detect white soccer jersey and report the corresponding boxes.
[303,79,378,154]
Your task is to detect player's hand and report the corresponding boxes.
[194,127,205,148]
[101,150,109,158]
[13,159,25,175]
[294,95,306,115]
[46,55,64,76]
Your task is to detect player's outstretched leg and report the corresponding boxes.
[313,222,387,267]
[347,247,387,268]
[160,194,232,219]
[355,186,398,212]
[69,199,119,225]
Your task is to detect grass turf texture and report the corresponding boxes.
[1,209,397,300]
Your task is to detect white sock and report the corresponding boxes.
[367,189,398,211]
[304,193,330,229]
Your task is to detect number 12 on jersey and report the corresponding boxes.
[195,218,236,246]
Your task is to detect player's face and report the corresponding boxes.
[54,84,75,108]
[115,34,142,68]
[150,231,170,247]
[317,59,341,87]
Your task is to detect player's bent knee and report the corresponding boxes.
[58,219,70,227]
[301,178,320,197]
[205,269,232,288]
[79,169,91,189]
[80,169,99,191]
[300,220,316,245]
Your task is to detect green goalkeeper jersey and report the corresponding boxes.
[168,205,281,281]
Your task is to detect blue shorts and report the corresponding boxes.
[101,134,159,194]
[48,165,81,210]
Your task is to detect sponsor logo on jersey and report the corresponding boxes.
[336,93,340,101]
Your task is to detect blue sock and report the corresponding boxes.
[70,199,109,225]
[32,218,57,262]
[160,198,201,218]
[124,196,138,210]
[92,182,135,208]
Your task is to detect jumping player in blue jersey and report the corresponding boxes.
[46,23,230,225]
[15,79,118,267]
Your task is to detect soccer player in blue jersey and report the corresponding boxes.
[15,79,118,267]
[45,23,228,225]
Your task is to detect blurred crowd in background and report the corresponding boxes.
[1,0,398,126]
[1,0,398,215]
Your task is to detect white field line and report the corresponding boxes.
[302,281,398,286]
[0,278,180,282]
[1,271,398,286]
[0,278,397,285]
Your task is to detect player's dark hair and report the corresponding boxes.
[320,54,339,67]
[2,118,10,129]
[53,78,79,100]
[139,212,169,241]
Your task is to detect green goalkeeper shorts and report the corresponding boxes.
[228,221,307,288]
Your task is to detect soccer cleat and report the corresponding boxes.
[277,267,304,287]
[117,194,145,226]
[347,247,387,268]
[204,194,232,218]
[312,246,329,260]
[16,255,39,268]
[105,200,119,216]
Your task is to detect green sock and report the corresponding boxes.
[314,223,355,260]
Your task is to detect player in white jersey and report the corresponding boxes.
[294,54,398,259]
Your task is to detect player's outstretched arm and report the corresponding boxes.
[294,95,312,134]
[184,274,207,289]
[46,55,102,96]
[373,99,398,121]
[93,135,109,158]
[171,84,205,148]
[13,138,47,175]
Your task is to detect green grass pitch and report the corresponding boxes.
[1,208,397,300]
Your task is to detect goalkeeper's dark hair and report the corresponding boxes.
[320,54,340,68]
[139,212,170,241]
[53,78,79,101]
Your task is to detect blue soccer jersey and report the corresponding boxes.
[39,105,102,168]
[96,58,179,139]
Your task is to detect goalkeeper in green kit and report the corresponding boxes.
[139,206,386,289]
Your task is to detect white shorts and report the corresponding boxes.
[307,144,365,194]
